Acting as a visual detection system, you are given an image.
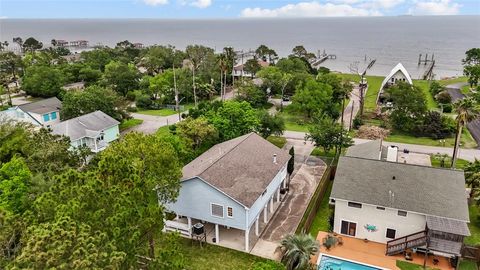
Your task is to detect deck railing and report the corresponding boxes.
[386,230,428,255]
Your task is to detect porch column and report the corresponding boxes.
[187,217,192,235]
[270,196,274,213]
[282,178,286,189]
[215,224,219,244]
[276,187,280,203]
[245,227,250,251]
[263,205,268,223]
[255,217,259,236]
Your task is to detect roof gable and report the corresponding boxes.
[182,132,290,207]
[51,111,119,141]
[18,97,62,114]
[380,63,413,90]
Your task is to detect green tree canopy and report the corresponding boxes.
[176,116,218,150]
[235,80,267,107]
[103,60,140,96]
[257,110,285,138]
[61,85,127,121]
[306,114,353,157]
[384,82,427,132]
[22,65,64,97]
[291,79,333,118]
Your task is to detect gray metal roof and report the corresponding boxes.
[51,111,119,141]
[345,140,383,160]
[182,132,291,208]
[18,97,62,114]
[426,215,470,236]
[331,156,469,222]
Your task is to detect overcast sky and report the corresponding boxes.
[1,0,479,18]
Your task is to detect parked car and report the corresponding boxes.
[282,96,290,102]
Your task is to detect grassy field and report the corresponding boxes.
[119,118,143,131]
[308,181,333,235]
[465,204,480,246]
[384,129,477,149]
[396,261,439,270]
[160,237,284,270]
[156,125,172,136]
[267,135,287,148]
[336,73,384,114]
[438,76,467,85]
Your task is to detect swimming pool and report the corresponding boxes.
[317,254,385,270]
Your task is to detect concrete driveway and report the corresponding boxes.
[123,112,181,134]
[251,139,327,259]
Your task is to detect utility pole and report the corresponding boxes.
[173,62,180,121]
[349,101,355,131]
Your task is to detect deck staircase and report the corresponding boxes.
[386,230,428,256]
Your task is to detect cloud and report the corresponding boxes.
[409,0,460,15]
[332,0,404,9]
[191,0,212,8]
[179,0,212,8]
[143,0,168,6]
[240,1,381,18]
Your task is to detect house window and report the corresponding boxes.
[43,113,50,122]
[50,112,57,120]
[341,220,357,236]
[227,207,233,218]
[386,228,396,239]
[376,206,385,210]
[211,203,224,218]
[348,202,362,209]
[397,210,407,217]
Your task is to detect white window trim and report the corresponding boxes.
[227,206,234,218]
[210,203,224,218]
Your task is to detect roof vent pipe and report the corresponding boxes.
[273,154,277,164]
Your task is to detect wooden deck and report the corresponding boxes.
[313,231,454,270]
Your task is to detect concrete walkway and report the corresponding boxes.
[283,130,480,162]
[251,139,327,259]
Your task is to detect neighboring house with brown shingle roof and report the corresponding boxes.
[164,132,290,251]
[0,97,62,127]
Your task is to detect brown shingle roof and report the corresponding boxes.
[182,132,290,208]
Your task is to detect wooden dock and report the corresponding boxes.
[311,50,336,67]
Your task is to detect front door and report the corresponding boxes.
[341,220,357,236]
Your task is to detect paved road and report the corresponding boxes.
[338,85,367,129]
[445,82,480,147]
[124,112,181,134]
[283,130,480,162]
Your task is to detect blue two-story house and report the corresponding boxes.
[0,97,62,127]
[163,132,291,251]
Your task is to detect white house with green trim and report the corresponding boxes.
[51,111,120,153]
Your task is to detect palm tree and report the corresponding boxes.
[452,98,479,167]
[217,53,228,100]
[280,234,319,270]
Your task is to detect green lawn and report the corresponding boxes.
[385,129,477,149]
[396,260,439,270]
[413,80,438,110]
[156,125,172,136]
[277,109,310,132]
[119,118,143,131]
[308,181,333,235]
[267,136,287,148]
[430,154,470,169]
[465,204,480,246]
[438,76,468,85]
[162,237,284,270]
[137,108,178,116]
[459,260,478,270]
[336,73,384,114]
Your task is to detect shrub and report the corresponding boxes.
[435,90,452,104]
[126,106,138,112]
[352,116,363,129]
[429,81,445,96]
[135,95,153,109]
[442,103,453,113]
[126,91,137,101]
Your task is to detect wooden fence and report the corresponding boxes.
[296,166,334,234]
[462,245,480,263]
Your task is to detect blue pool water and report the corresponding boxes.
[318,255,382,270]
